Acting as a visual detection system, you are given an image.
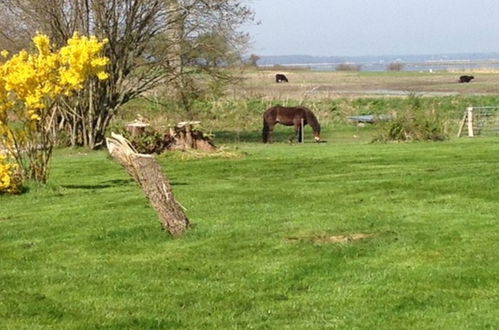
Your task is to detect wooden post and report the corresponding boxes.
[467,107,474,137]
[106,133,189,236]
[300,118,304,143]
[457,110,468,137]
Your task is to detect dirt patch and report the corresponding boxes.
[287,232,375,244]
[313,233,374,244]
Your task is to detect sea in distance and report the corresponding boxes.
[257,53,499,72]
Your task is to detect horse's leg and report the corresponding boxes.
[263,121,275,143]
[268,124,274,143]
[292,120,301,143]
[262,119,269,143]
[263,118,274,143]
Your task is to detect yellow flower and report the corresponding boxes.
[97,71,109,80]
[0,32,109,184]
[0,154,20,194]
[33,34,51,56]
[29,113,41,121]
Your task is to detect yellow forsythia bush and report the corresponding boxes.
[0,33,109,121]
[0,33,108,184]
[0,154,21,194]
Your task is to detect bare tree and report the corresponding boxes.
[0,0,254,148]
[159,0,253,117]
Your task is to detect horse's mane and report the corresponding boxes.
[300,107,321,133]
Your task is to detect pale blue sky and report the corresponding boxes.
[245,0,499,56]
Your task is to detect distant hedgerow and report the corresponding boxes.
[335,63,362,71]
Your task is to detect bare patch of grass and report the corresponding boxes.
[313,233,375,244]
[161,148,245,161]
[287,233,375,244]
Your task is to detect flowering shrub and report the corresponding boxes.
[0,33,108,184]
[0,154,21,194]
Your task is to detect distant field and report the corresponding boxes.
[233,70,499,100]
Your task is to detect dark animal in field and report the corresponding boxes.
[275,73,289,83]
[262,105,321,143]
[459,75,474,83]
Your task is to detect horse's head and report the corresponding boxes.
[313,132,321,142]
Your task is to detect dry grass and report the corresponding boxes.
[287,233,375,244]
[233,70,499,100]
[161,148,245,161]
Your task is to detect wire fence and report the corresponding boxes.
[459,106,499,137]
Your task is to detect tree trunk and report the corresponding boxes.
[165,0,184,94]
[106,133,189,236]
[170,121,217,151]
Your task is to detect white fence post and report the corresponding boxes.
[467,107,474,137]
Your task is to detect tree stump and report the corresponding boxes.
[106,133,189,236]
[170,121,216,151]
[126,120,150,137]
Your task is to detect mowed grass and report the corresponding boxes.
[1,136,499,329]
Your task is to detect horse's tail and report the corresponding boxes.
[305,109,321,141]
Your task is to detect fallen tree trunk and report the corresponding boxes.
[106,133,189,236]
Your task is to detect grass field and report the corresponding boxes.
[121,70,499,136]
[233,70,499,100]
[2,70,499,328]
[2,132,499,328]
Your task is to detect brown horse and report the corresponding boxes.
[262,105,321,143]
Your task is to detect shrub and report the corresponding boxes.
[126,127,169,154]
[0,154,21,194]
[335,63,362,71]
[386,62,405,71]
[0,33,108,183]
[373,96,449,142]
[111,125,169,154]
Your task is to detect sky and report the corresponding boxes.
[244,0,499,57]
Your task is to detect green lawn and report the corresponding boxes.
[1,137,499,329]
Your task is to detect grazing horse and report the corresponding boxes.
[262,105,321,143]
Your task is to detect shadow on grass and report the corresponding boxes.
[213,130,311,144]
[62,178,188,190]
[213,130,262,143]
[61,179,133,190]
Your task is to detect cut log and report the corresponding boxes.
[126,120,150,137]
[106,133,189,236]
[170,121,216,151]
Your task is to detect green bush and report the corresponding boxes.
[112,126,169,154]
[373,96,449,142]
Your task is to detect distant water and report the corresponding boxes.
[306,61,499,72]
[257,53,499,72]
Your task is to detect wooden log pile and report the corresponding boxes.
[168,121,216,152]
[125,120,216,153]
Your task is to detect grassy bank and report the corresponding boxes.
[116,94,499,143]
[1,137,499,328]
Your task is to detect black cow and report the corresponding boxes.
[459,75,474,83]
[275,73,289,83]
